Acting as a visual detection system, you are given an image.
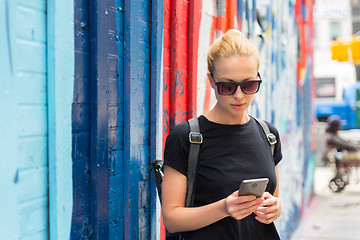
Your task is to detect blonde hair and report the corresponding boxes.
[207,29,260,75]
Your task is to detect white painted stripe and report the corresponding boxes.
[197,0,214,116]
[47,0,74,239]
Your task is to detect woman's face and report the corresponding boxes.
[210,55,259,119]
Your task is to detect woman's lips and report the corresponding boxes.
[231,103,245,109]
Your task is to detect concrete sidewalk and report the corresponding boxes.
[290,166,360,240]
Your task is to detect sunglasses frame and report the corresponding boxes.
[209,72,262,96]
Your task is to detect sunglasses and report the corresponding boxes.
[209,73,262,96]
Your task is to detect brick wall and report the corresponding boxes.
[71,0,91,238]
[15,1,48,239]
[108,0,125,239]
[123,0,153,239]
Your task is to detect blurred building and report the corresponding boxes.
[314,0,356,102]
[352,0,360,78]
[314,0,360,130]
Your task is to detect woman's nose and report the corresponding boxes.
[232,86,244,99]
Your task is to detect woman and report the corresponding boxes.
[162,29,282,239]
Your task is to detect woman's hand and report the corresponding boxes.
[254,192,282,224]
[223,190,264,220]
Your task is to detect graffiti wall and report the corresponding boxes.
[162,0,315,239]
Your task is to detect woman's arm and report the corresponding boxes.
[273,165,280,197]
[327,133,358,151]
[162,165,264,233]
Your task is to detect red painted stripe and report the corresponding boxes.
[163,0,171,150]
[170,0,189,126]
[161,0,172,238]
[295,0,306,87]
[226,0,236,31]
[162,0,193,238]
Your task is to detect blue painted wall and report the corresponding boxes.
[71,1,163,239]
[15,0,49,239]
[150,0,164,238]
[71,1,156,239]
[71,0,92,238]
[108,0,125,239]
[71,0,126,238]
[47,0,74,238]
[0,0,74,239]
[0,0,19,239]
[124,0,153,239]
[88,0,110,237]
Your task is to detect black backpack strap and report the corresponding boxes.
[146,160,164,203]
[185,117,202,207]
[253,117,277,156]
[166,117,202,239]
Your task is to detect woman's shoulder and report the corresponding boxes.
[166,120,191,144]
[169,121,190,135]
[164,121,192,175]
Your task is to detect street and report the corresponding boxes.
[291,129,360,240]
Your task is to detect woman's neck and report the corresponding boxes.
[204,105,250,125]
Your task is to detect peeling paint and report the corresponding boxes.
[13,169,19,183]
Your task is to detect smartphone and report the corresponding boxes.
[238,178,269,198]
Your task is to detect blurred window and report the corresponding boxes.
[330,22,341,41]
[316,78,336,98]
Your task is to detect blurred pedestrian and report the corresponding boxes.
[325,115,360,162]
[161,29,283,240]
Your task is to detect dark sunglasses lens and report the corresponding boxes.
[241,81,260,94]
[217,82,237,95]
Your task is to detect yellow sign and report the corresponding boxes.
[350,37,360,64]
[331,40,349,62]
[331,36,360,64]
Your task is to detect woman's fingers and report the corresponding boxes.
[224,192,264,220]
[231,199,263,220]
[255,214,277,224]
[254,193,282,224]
